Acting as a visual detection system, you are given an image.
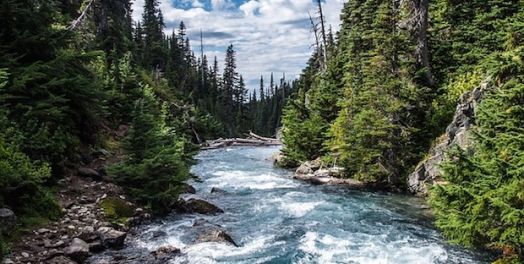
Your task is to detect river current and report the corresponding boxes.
[93,146,490,264]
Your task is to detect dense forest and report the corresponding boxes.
[279,0,523,262]
[0,0,289,257]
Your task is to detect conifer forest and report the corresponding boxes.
[0,0,522,263]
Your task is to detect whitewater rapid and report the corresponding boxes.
[92,146,491,264]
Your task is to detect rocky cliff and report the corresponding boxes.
[407,78,493,196]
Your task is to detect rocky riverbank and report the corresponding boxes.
[2,153,231,264]
[3,164,151,264]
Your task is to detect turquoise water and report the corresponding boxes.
[95,146,491,263]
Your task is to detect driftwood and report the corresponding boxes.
[201,132,281,150]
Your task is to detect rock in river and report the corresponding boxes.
[196,229,238,247]
[174,199,224,215]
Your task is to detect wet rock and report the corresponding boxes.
[78,167,101,180]
[0,208,16,234]
[174,199,224,215]
[195,229,238,247]
[210,187,227,194]
[151,230,167,238]
[64,238,89,263]
[97,227,126,249]
[181,183,196,194]
[150,246,181,260]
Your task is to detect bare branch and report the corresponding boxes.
[68,0,96,31]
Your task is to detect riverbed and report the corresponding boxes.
[92,146,490,263]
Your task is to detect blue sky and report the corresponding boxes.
[131,0,344,90]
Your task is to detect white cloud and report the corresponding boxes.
[131,0,345,91]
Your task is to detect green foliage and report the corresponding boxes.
[108,81,194,215]
[429,49,524,261]
[100,197,134,222]
[0,113,61,224]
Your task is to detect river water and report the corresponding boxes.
[94,146,490,263]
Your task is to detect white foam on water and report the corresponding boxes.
[280,201,325,218]
[297,231,451,264]
[207,170,298,190]
[173,235,281,264]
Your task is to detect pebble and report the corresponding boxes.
[21,252,29,258]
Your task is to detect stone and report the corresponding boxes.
[174,199,224,215]
[3,258,14,264]
[47,256,77,264]
[45,240,66,248]
[97,227,126,249]
[38,228,51,234]
[78,167,102,180]
[0,208,16,234]
[78,226,97,242]
[64,238,89,263]
[196,229,238,247]
[181,183,196,194]
[150,246,181,260]
[21,252,30,258]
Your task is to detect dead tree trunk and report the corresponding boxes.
[411,0,434,86]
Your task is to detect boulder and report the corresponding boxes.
[407,78,491,196]
[97,227,126,249]
[295,158,322,176]
[0,208,16,234]
[174,199,224,215]
[77,167,101,180]
[151,230,167,238]
[196,229,238,247]
[64,238,89,263]
[150,246,181,260]
[181,183,196,194]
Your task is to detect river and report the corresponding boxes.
[92,146,490,264]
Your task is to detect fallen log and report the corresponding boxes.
[201,133,281,150]
[248,131,280,143]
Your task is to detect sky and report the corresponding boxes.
[131,0,345,90]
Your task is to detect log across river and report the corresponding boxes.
[90,146,492,263]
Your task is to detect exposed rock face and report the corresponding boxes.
[0,208,16,234]
[174,199,224,215]
[64,238,90,263]
[407,78,492,196]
